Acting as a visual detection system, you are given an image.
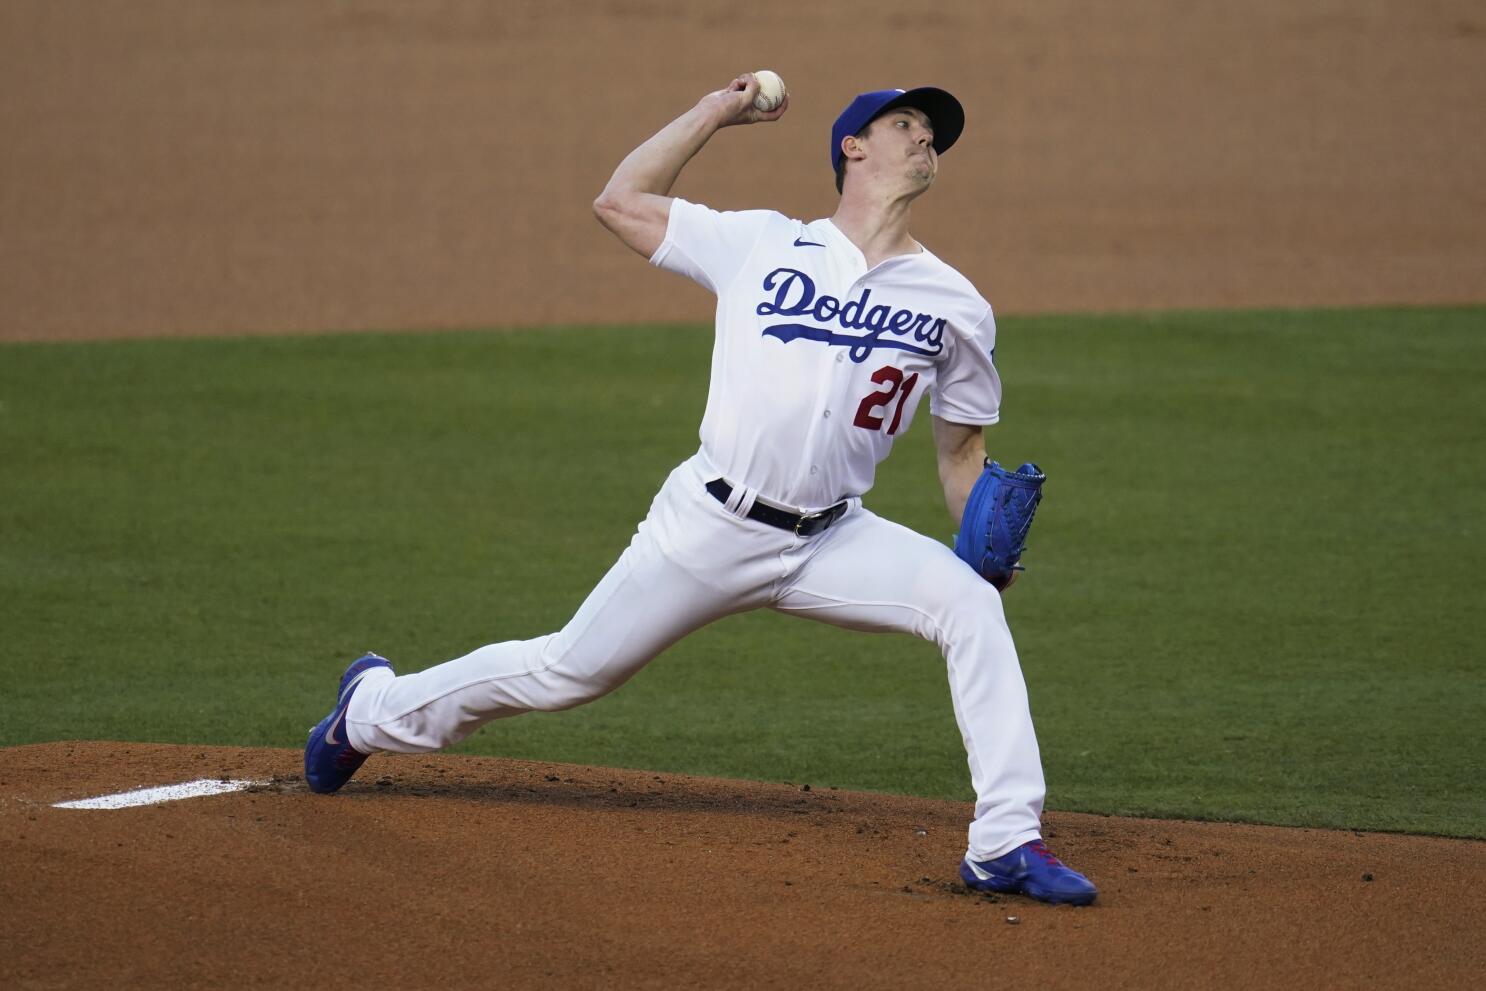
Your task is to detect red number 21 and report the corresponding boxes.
[853,365,920,435]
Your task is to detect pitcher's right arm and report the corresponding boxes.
[593,73,788,258]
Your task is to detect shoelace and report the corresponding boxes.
[1027,840,1065,866]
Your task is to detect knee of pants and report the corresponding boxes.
[934,581,1011,648]
[525,666,619,713]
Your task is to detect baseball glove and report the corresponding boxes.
[953,461,1046,591]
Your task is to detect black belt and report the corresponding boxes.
[705,478,849,537]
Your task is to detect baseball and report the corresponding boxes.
[752,70,786,112]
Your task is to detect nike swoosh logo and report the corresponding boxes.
[325,707,348,746]
[793,236,825,248]
[324,668,377,746]
[964,859,994,881]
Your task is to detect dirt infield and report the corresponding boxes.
[2,742,1482,989]
[2,0,1484,342]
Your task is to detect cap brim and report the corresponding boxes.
[875,87,965,156]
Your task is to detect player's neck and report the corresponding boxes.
[830,187,922,268]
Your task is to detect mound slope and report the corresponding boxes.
[1,742,1480,989]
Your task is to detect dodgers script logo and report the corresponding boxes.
[755,268,947,363]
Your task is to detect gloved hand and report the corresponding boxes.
[953,461,1046,591]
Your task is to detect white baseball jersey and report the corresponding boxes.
[651,198,1002,511]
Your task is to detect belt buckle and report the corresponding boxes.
[794,510,827,536]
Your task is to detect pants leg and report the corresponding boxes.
[346,457,785,754]
[772,507,1046,861]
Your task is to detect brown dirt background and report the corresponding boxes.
[1,0,1484,342]
[2,743,1483,990]
[3,3,1485,988]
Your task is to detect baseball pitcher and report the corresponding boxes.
[305,73,1097,906]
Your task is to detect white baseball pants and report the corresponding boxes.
[346,451,1046,861]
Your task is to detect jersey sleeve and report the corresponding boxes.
[648,198,776,295]
[930,307,1002,425]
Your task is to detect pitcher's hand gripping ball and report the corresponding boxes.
[954,461,1046,591]
[751,70,787,111]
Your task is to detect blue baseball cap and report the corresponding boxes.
[830,87,965,172]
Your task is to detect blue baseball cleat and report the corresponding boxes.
[960,839,1098,905]
[304,653,393,794]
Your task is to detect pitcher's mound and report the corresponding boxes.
[2,741,1479,989]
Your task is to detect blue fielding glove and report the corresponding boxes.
[954,461,1046,591]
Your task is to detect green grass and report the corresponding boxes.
[2,307,1483,837]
